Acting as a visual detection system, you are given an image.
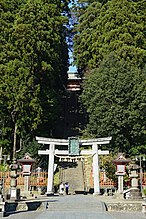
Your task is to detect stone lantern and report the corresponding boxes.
[9,159,20,200]
[125,163,142,199]
[18,153,35,196]
[113,153,130,194]
[128,163,140,188]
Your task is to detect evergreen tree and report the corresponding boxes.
[0,0,69,157]
[73,0,146,71]
[81,54,146,154]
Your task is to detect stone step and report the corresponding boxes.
[47,196,105,212]
[60,161,85,193]
[48,203,103,211]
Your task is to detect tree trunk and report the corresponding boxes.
[13,123,17,160]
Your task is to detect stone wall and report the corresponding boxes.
[106,202,142,212]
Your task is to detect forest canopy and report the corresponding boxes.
[80,54,146,155]
[73,0,146,71]
[0,0,69,158]
[0,0,146,159]
[73,0,146,155]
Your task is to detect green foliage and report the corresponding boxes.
[73,0,146,155]
[0,0,69,155]
[16,135,48,170]
[73,0,146,71]
[100,154,117,181]
[143,188,146,195]
[81,54,146,154]
[0,164,9,171]
[129,144,146,156]
[17,136,42,160]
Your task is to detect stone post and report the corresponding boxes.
[118,175,124,193]
[36,167,42,194]
[24,175,29,193]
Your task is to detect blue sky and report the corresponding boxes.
[68,65,77,73]
[68,51,77,73]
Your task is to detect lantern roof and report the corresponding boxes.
[127,162,140,170]
[18,153,36,164]
[112,153,130,164]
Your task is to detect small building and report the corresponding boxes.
[67,72,82,92]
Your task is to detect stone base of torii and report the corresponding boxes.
[36,136,112,195]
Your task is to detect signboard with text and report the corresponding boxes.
[68,137,79,155]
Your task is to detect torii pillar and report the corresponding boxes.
[47,144,55,194]
[92,143,100,194]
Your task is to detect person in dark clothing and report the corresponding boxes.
[65,182,69,195]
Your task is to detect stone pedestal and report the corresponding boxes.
[24,175,29,192]
[10,161,20,201]
[125,163,142,200]
[123,187,142,200]
[118,175,124,193]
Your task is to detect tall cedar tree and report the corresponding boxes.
[0,0,69,156]
[73,0,146,71]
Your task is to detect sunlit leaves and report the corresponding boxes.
[1,0,69,152]
[73,0,146,71]
[81,54,146,154]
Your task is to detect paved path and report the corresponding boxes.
[8,195,146,219]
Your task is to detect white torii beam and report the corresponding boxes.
[36,136,112,195]
[36,136,112,145]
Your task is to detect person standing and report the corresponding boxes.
[59,182,64,195]
[65,182,69,195]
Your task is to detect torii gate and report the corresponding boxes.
[36,136,112,195]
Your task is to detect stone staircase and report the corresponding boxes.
[82,156,93,191]
[47,195,106,213]
[59,161,85,194]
